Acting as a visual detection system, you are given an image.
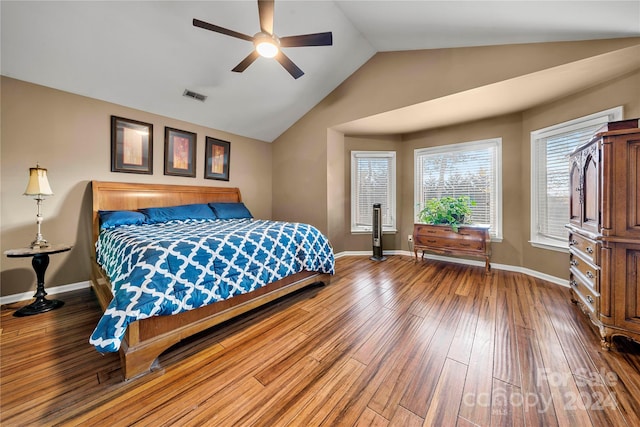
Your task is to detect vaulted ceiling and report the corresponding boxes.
[2,1,639,142]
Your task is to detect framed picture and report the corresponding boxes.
[111,116,153,174]
[205,137,230,181]
[164,127,196,177]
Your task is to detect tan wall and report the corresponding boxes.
[0,77,272,297]
[271,106,330,231]
[273,38,640,280]
[327,129,347,252]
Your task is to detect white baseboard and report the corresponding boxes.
[334,250,569,287]
[0,280,92,305]
[335,250,408,259]
[1,252,568,305]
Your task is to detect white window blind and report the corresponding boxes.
[415,139,502,239]
[530,107,622,250]
[351,151,396,232]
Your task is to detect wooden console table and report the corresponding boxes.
[413,223,491,272]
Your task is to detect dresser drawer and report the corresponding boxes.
[568,232,599,265]
[570,271,599,314]
[569,252,600,292]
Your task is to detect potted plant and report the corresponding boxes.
[417,195,475,232]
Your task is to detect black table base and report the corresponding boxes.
[13,253,64,317]
[14,298,64,317]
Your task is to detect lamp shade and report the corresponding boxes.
[24,166,53,196]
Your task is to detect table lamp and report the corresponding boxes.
[24,164,53,248]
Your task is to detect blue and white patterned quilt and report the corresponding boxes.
[90,218,334,352]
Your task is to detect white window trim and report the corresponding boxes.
[529,106,623,251]
[414,138,503,241]
[351,151,397,233]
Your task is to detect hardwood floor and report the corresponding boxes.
[2,255,640,426]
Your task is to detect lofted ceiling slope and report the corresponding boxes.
[1,1,639,142]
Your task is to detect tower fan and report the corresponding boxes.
[370,203,386,261]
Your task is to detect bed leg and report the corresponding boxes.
[120,340,176,380]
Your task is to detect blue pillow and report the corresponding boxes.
[99,210,146,230]
[140,203,217,223]
[209,202,253,219]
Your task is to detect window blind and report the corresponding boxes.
[415,139,501,238]
[534,125,603,242]
[351,152,396,232]
[530,106,622,248]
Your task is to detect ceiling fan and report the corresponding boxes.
[193,0,332,79]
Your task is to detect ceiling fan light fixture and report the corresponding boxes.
[193,1,332,79]
[254,32,279,58]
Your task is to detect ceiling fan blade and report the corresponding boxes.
[275,51,304,79]
[257,0,274,34]
[193,18,253,42]
[232,51,260,73]
[280,32,333,48]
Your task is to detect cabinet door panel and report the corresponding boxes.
[601,245,612,319]
[613,244,640,332]
[569,160,582,227]
[628,140,640,233]
[582,153,599,233]
[606,135,640,238]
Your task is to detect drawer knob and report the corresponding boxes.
[570,239,578,246]
[571,279,577,287]
[586,247,594,254]
[570,259,579,266]
[586,271,594,279]
[587,295,594,304]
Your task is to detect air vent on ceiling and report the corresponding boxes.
[183,89,207,102]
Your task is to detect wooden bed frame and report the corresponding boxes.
[90,181,330,380]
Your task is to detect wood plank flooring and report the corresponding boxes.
[2,255,640,426]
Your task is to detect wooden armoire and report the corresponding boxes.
[566,118,640,349]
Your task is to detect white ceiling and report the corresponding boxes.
[2,1,639,142]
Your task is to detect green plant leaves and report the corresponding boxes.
[417,196,475,231]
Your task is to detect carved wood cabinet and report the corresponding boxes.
[413,223,491,272]
[566,119,640,349]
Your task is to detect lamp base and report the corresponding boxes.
[30,237,50,249]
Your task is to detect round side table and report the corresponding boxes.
[4,243,73,317]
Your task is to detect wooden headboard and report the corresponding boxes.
[91,181,242,244]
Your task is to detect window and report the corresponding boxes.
[415,138,502,240]
[530,107,622,250]
[351,151,396,233]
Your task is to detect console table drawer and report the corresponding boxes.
[415,236,486,253]
[414,224,486,241]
